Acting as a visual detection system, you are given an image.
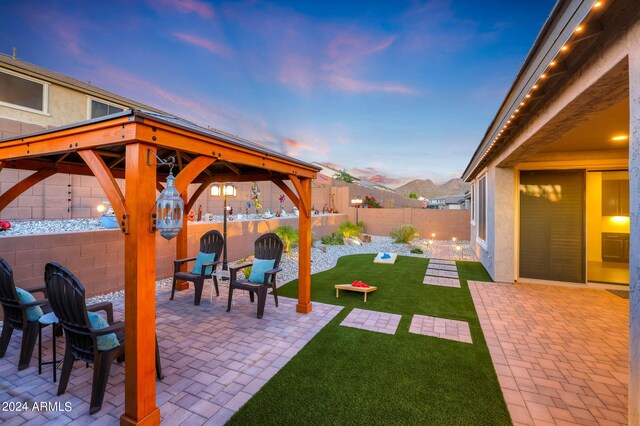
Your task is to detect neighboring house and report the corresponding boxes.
[443,193,469,210]
[462,2,639,415]
[312,162,362,184]
[428,196,446,209]
[0,53,163,139]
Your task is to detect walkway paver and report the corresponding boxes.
[0,284,342,425]
[425,268,459,278]
[340,308,401,335]
[422,275,460,288]
[469,281,628,426]
[429,259,456,266]
[427,263,457,271]
[409,314,472,344]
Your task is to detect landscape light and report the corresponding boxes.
[593,1,602,8]
[611,135,628,141]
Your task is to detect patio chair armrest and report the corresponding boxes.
[199,259,222,276]
[21,299,48,309]
[229,262,253,272]
[229,262,253,282]
[174,257,197,269]
[91,321,124,337]
[262,266,283,284]
[24,285,47,297]
[87,301,114,324]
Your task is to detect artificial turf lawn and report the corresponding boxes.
[229,254,510,425]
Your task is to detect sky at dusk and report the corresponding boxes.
[0,0,556,186]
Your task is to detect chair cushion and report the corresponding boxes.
[248,258,276,283]
[87,311,120,351]
[15,288,44,321]
[191,252,216,275]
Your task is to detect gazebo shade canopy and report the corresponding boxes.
[0,107,318,425]
[0,109,320,182]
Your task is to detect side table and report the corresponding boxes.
[210,270,230,303]
[38,311,62,382]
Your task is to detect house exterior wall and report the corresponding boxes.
[627,17,640,425]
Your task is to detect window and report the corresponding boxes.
[0,70,47,112]
[478,175,487,242]
[90,99,124,119]
[471,184,476,223]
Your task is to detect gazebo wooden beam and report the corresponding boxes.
[135,122,316,178]
[271,177,300,208]
[78,150,129,233]
[0,168,56,213]
[174,156,216,195]
[186,180,212,213]
[6,159,126,179]
[287,175,310,215]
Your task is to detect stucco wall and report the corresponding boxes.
[0,214,346,320]
[352,207,469,241]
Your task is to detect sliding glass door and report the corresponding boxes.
[519,170,585,283]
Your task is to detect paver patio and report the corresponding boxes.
[0,284,342,425]
[469,281,628,425]
[340,308,401,335]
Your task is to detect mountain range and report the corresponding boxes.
[394,178,470,199]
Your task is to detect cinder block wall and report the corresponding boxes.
[0,214,347,320]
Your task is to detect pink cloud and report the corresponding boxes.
[152,0,214,19]
[328,75,416,95]
[173,33,230,58]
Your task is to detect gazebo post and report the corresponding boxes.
[292,177,312,313]
[120,142,160,426]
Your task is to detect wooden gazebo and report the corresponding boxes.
[0,110,319,425]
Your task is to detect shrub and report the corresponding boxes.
[238,254,254,277]
[321,232,344,245]
[410,247,424,254]
[390,224,418,243]
[274,225,299,253]
[338,221,363,238]
[364,195,381,208]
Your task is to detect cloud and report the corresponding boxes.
[328,75,416,95]
[173,33,230,58]
[151,0,214,19]
[220,2,416,96]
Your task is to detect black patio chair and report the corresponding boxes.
[0,256,49,370]
[227,233,284,319]
[171,229,224,305]
[44,262,163,415]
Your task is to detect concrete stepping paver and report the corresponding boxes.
[427,263,458,271]
[468,280,629,425]
[429,259,456,266]
[425,268,459,279]
[409,314,472,344]
[422,275,461,288]
[340,308,401,335]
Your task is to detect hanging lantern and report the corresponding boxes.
[156,170,184,240]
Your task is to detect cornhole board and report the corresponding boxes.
[335,284,378,302]
[374,252,398,264]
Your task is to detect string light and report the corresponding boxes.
[473,4,603,173]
